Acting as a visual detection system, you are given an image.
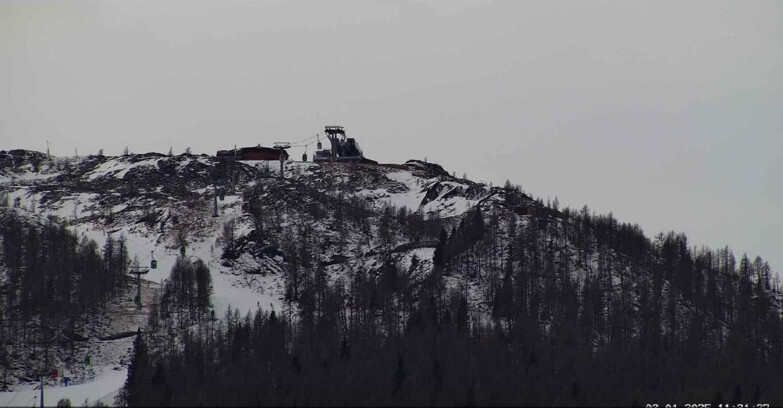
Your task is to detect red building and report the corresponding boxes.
[216,145,289,161]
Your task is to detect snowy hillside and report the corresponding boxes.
[0,151,543,318]
[2,149,782,405]
[0,149,540,403]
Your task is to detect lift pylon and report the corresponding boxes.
[128,265,150,309]
[273,142,291,178]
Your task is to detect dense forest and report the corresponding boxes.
[118,191,783,406]
[0,208,129,387]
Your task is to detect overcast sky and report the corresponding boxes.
[1,0,781,274]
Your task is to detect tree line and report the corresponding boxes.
[0,208,128,387]
[119,188,783,406]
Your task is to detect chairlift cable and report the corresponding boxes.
[291,132,321,145]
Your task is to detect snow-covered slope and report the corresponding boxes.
[0,151,541,320]
[4,149,781,404]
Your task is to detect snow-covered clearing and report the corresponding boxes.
[68,205,284,318]
[0,367,127,407]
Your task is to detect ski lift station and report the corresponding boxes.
[216,125,377,165]
[313,126,365,163]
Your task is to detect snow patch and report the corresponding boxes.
[0,367,128,408]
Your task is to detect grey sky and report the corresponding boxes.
[1,1,781,273]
